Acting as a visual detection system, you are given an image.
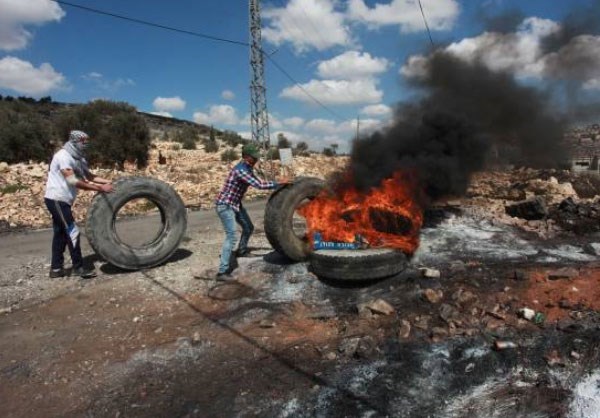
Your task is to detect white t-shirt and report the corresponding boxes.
[44,149,79,205]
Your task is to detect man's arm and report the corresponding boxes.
[61,168,113,193]
[236,168,278,190]
[85,172,112,185]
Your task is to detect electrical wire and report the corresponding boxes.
[51,0,346,122]
[51,0,250,47]
[417,0,435,47]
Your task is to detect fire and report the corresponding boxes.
[298,171,423,254]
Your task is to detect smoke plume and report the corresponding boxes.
[347,52,567,201]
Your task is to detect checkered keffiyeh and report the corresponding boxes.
[215,161,277,211]
[69,130,89,142]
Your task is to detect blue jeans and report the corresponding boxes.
[45,198,83,270]
[216,204,254,273]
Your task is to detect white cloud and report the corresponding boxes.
[283,116,305,128]
[221,89,235,100]
[0,56,65,95]
[0,0,65,50]
[280,78,383,105]
[361,103,392,116]
[305,118,338,134]
[317,51,389,80]
[153,96,186,112]
[263,0,351,52]
[82,72,135,92]
[347,0,459,32]
[193,104,240,125]
[150,111,173,118]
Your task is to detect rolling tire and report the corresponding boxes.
[86,176,187,270]
[309,248,407,281]
[264,177,325,261]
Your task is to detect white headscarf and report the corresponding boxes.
[62,130,91,178]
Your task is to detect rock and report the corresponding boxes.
[494,340,517,350]
[423,288,443,304]
[324,351,337,360]
[452,289,478,305]
[518,308,535,320]
[448,261,466,275]
[0,307,13,314]
[584,243,600,256]
[364,298,395,316]
[133,316,141,323]
[355,336,379,359]
[544,350,566,367]
[420,268,441,278]
[512,269,529,281]
[547,267,579,280]
[338,337,361,357]
[0,162,8,172]
[413,315,431,330]
[505,196,548,220]
[430,327,448,341]
[398,320,411,339]
[259,319,276,328]
[439,303,460,324]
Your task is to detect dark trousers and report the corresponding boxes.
[45,198,83,270]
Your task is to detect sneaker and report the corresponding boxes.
[215,271,232,281]
[49,268,65,278]
[235,248,251,257]
[72,266,97,279]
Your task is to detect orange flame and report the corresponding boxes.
[298,171,423,254]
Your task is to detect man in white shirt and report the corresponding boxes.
[44,130,113,278]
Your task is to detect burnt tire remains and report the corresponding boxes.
[86,176,187,270]
[264,177,325,261]
[309,248,407,281]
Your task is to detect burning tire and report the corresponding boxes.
[264,177,325,261]
[309,248,407,281]
[86,176,187,270]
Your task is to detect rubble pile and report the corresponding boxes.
[0,141,348,230]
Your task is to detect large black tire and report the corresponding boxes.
[86,176,187,270]
[264,177,325,261]
[309,248,407,281]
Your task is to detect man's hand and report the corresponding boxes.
[98,183,114,193]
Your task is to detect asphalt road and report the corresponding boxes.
[0,199,267,265]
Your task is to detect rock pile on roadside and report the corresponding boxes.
[0,141,348,231]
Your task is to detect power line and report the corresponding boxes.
[51,0,249,47]
[417,0,434,47]
[265,54,345,121]
[51,0,345,122]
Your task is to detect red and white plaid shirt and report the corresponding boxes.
[215,161,277,211]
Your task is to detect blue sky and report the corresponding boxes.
[0,0,598,152]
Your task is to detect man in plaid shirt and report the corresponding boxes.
[215,143,288,278]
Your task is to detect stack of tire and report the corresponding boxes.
[264,177,407,281]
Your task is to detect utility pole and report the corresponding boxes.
[249,0,270,154]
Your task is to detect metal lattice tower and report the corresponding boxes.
[249,0,270,151]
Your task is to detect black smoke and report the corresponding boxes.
[347,52,567,201]
[541,3,600,53]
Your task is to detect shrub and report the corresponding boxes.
[0,183,28,194]
[221,148,239,162]
[204,139,219,153]
[174,125,200,144]
[222,130,244,147]
[266,147,280,160]
[277,133,291,149]
[171,143,181,151]
[0,101,54,164]
[293,141,309,156]
[181,136,197,150]
[56,100,151,169]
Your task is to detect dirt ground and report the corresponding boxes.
[1,201,599,417]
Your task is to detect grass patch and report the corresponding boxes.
[0,183,28,194]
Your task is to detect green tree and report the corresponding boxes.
[293,141,309,156]
[322,147,335,157]
[277,133,292,149]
